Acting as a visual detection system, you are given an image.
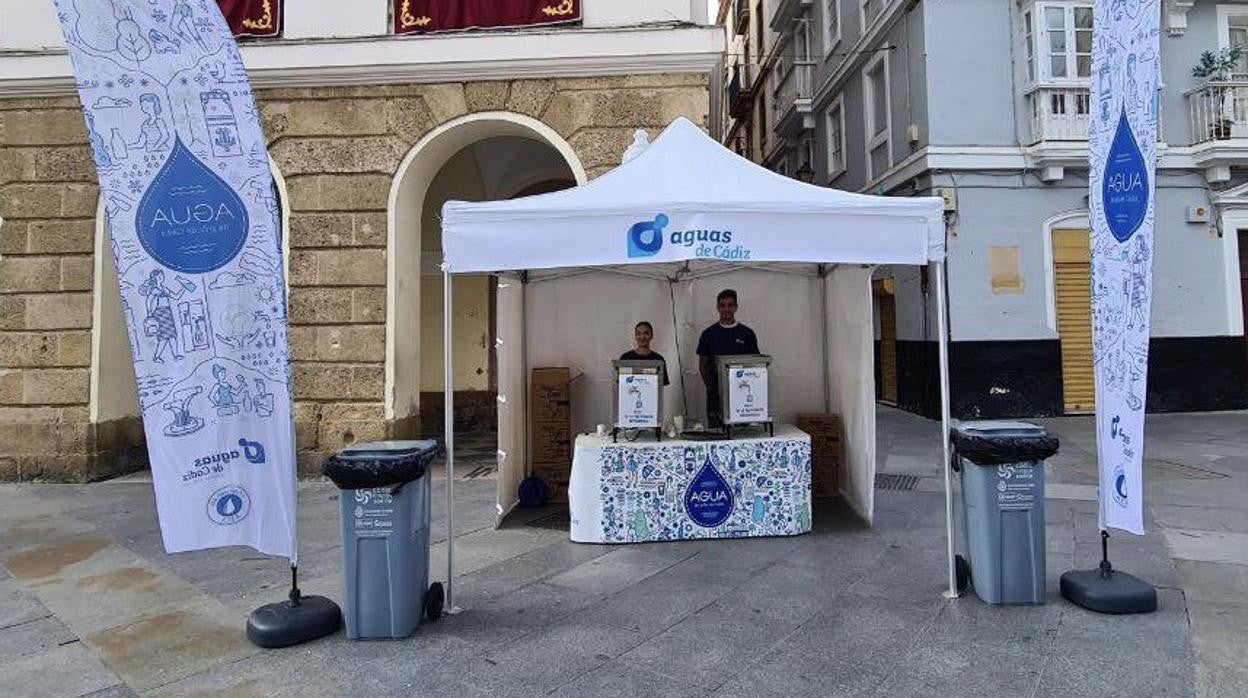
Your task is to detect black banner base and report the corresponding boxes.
[247,566,341,648]
[247,594,341,648]
[1060,569,1157,614]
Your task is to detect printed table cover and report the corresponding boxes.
[569,425,812,543]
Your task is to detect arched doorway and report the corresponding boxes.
[385,113,586,435]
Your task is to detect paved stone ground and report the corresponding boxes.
[0,408,1242,697]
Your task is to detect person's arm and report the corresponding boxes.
[747,327,760,355]
[696,328,710,386]
[699,354,713,387]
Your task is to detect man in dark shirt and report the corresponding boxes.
[697,289,760,428]
[619,321,669,386]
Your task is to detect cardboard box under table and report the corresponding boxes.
[568,425,812,543]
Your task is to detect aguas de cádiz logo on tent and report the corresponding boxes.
[627,214,752,261]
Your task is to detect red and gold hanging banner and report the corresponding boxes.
[394,0,581,34]
[218,0,282,38]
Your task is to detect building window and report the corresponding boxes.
[756,0,767,57]
[1024,9,1036,82]
[1219,7,1248,79]
[863,53,891,179]
[794,13,812,62]
[824,0,841,55]
[826,95,846,179]
[861,0,883,32]
[1024,2,1092,83]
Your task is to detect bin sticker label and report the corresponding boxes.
[996,464,1036,506]
[353,488,395,536]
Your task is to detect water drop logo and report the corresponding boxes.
[684,455,734,528]
[1102,110,1149,243]
[1112,466,1129,508]
[238,438,266,465]
[136,138,249,274]
[627,214,668,258]
[207,485,250,526]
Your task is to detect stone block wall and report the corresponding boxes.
[0,73,710,481]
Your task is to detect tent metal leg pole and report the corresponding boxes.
[934,261,957,599]
[820,266,831,413]
[443,269,459,613]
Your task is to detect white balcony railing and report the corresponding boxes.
[1029,84,1167,146]
[1187,82,1248,144]
[1028,86,1091,144]
[773,60,815,129]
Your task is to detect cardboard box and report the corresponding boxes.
[531,367,575,502]
[811,457,840,499]
[531,422,571,464]
[531,367,572,423]
[798,414,842,499]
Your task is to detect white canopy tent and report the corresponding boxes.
[437,118,955,610]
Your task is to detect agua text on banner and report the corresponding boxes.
[1089,0,1159,535]
[54,0,297,558]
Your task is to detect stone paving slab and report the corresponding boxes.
[84,596,260,692]
[0,614,76,663]
[0,640,122,698]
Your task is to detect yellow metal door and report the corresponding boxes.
[1052,229,1095,413]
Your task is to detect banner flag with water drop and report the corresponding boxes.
[1089,0,1158,535]
[53,0,297,558]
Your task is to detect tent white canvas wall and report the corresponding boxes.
[439,118,954,610]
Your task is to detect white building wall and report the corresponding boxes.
[944,175,1234,343]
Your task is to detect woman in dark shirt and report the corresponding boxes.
[619,321,670,386]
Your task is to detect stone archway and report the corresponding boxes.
[385,112,586,431]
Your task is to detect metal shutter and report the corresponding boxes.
[1053,228,1095,413]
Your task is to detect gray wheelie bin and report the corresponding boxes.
[950,421,1060,605]
[323,440,444,639]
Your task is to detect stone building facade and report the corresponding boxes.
[0,2,721,480]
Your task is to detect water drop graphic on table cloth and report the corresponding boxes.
[684,455,734,528]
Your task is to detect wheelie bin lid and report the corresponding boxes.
[323,440,439,489]
[951,420,1059,466]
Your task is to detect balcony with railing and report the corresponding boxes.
[1185,81,1248,180]
[1187,82,1248,143]
[728,62,757,120]
[769,0,813,31]
[1029,84,1170,143]
[1027,86,1091,144]
[734,0,751,35]
[773,60,815,133]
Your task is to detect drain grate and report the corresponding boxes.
[462,464,496,480]
[525,508,571,531]
[875,473,919,491]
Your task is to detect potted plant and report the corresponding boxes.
[1193,46,1246,139]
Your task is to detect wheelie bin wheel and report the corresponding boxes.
[955,555,971,592]
[425,582,445,622]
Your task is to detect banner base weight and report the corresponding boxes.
[1060,530,1156,615]
[1060,569,1157,615]
[247,595,341,648]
